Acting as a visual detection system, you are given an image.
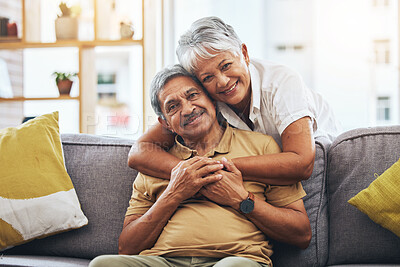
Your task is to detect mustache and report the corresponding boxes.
[183,109,205,126]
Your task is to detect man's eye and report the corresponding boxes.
[188,93,198,99]
[168,104,177,112]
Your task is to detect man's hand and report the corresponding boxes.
[165,156,224,202]
[200,157,248,210]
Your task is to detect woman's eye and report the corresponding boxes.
[203,76,212,83]
[222,63,231,70]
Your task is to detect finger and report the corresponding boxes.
[221,157,238,172]
[180,156,203,168]
[188,157,221,172]
[197,162,224,177]
[176,157,205,173]
[200,173,223,186]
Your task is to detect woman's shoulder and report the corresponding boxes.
[251,58,302,80]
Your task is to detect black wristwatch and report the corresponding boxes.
[239,192,255,214]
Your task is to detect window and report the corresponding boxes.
[373,40,390,64]
[372,0,390,7]
[275,44,304,52]
[377,96,391,121]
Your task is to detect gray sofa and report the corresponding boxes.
[1,126,400,267]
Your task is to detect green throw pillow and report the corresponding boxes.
[348,158,400,238]
[0,112,88,251]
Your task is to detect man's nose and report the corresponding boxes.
[182,100,195,115]
[216,73,229,88]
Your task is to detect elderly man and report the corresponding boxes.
[89,65,311,267]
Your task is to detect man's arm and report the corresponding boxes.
[200,158,311,249]
[232,117,316,185]
[118,192,181,255]
[243,197,311,249]
[119,157,224,255]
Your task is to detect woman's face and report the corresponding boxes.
[194,45,251,111]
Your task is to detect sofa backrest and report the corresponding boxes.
[4,133,333,266]
[271,137,331,267]
[327,126,400,265]
[4,134,138,259]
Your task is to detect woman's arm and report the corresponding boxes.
[128,122,180,179]
[232,117,315,185]
[130,118,315,184]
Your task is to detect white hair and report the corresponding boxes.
[176,16,242,74]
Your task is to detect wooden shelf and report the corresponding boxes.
[0,36,22,43]
[0,39,143,49]
[0,96,80,102]
[0,0,145,134]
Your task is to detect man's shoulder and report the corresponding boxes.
[230,127,280,153]
[135,172,169,186]
[231,126,271,138]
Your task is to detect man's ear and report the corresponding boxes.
[241,43,250,65]
[158,117,174,133]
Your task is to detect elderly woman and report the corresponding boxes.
[129,16,341,185]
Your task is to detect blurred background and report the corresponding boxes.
[0,0,399,139]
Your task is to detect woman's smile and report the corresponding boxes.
[219,80,239,96]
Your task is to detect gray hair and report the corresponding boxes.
[150,64,201,120]
[176,16,242,74]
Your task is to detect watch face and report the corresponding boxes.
[240,199,254,214]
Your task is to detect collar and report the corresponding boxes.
[170,122,233,160]
[248,61,261,121]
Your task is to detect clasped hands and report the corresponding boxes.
[166,156,248,210]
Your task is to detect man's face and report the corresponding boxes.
[158,76,217,140]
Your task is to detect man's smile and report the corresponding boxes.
[183,110,206,127]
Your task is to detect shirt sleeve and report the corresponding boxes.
[265,182,306,207]
[270,68,318,135]
[125,173,155,217]
[262,133,306,206]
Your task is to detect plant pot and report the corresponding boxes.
[57,79,73,95]
[55,17,78,40]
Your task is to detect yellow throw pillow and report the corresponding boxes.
[348,158,400,237]
[0,112,88,251]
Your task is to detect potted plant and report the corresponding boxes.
[53,72,77,95]
[55,2,81,40]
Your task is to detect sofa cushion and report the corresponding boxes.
[348,157,400,238]
[0,112,88,251]
[271,137,331,267]
[0,255,90,267]
[327,126,400,265]
[3,133,138,259]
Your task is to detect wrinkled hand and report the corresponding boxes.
[200,157,248,209]
[165,156,223,202]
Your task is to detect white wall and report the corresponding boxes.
[166,0,399,131]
